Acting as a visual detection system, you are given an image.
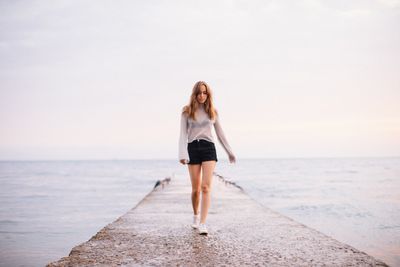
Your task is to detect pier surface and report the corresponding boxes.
[47,174,389,266]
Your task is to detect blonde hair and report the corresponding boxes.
[182,81,218,121]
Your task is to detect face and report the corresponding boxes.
[196,84,208,104]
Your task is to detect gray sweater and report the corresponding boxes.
[178,104,235,163]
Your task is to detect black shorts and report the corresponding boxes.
[187,139,218,165]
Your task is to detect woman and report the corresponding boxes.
[178,81,236,236]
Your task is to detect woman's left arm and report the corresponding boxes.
[214,111,236,162]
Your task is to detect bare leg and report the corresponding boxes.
[188,164,202,215]
[200,160,216,224]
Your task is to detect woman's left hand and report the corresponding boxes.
[229,154,236,164]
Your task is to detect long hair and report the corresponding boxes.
[182,81,218,121]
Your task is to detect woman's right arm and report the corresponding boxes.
[178,112,190,164]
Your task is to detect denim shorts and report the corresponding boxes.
[187,139,218,164]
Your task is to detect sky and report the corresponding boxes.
[0,0,399,160]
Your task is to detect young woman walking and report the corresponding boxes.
[178,81,236,235]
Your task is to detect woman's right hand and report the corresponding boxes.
[179,159,188,165]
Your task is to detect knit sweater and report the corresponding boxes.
[178,104,235,163]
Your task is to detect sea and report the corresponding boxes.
[0,158,399,267]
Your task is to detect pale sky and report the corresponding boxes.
[0,0,399,160]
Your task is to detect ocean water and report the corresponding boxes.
[0,158,399,267]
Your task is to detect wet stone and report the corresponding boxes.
[47,175,389,267]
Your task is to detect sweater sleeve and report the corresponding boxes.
[214,112,235,158]
[178,112,190,162]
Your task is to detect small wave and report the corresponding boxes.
[0,220,19,225]
[21,194,48,199]
[378,224,400,230]
[286,204,373,218]
[327,179,352,183]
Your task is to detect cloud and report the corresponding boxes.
[377,0,400,8]
[338,8,372,18]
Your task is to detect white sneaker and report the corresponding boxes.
[191,214,200,229]
[198,223,208,235]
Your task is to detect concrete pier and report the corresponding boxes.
[47,174,389,266]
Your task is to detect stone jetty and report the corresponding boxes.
[47,173,389,266]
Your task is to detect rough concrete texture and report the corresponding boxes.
[47,174,389,267]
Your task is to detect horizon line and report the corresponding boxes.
[0,155,399,162]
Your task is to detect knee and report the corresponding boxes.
[201,185,210,194]
[192,188,201,195]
